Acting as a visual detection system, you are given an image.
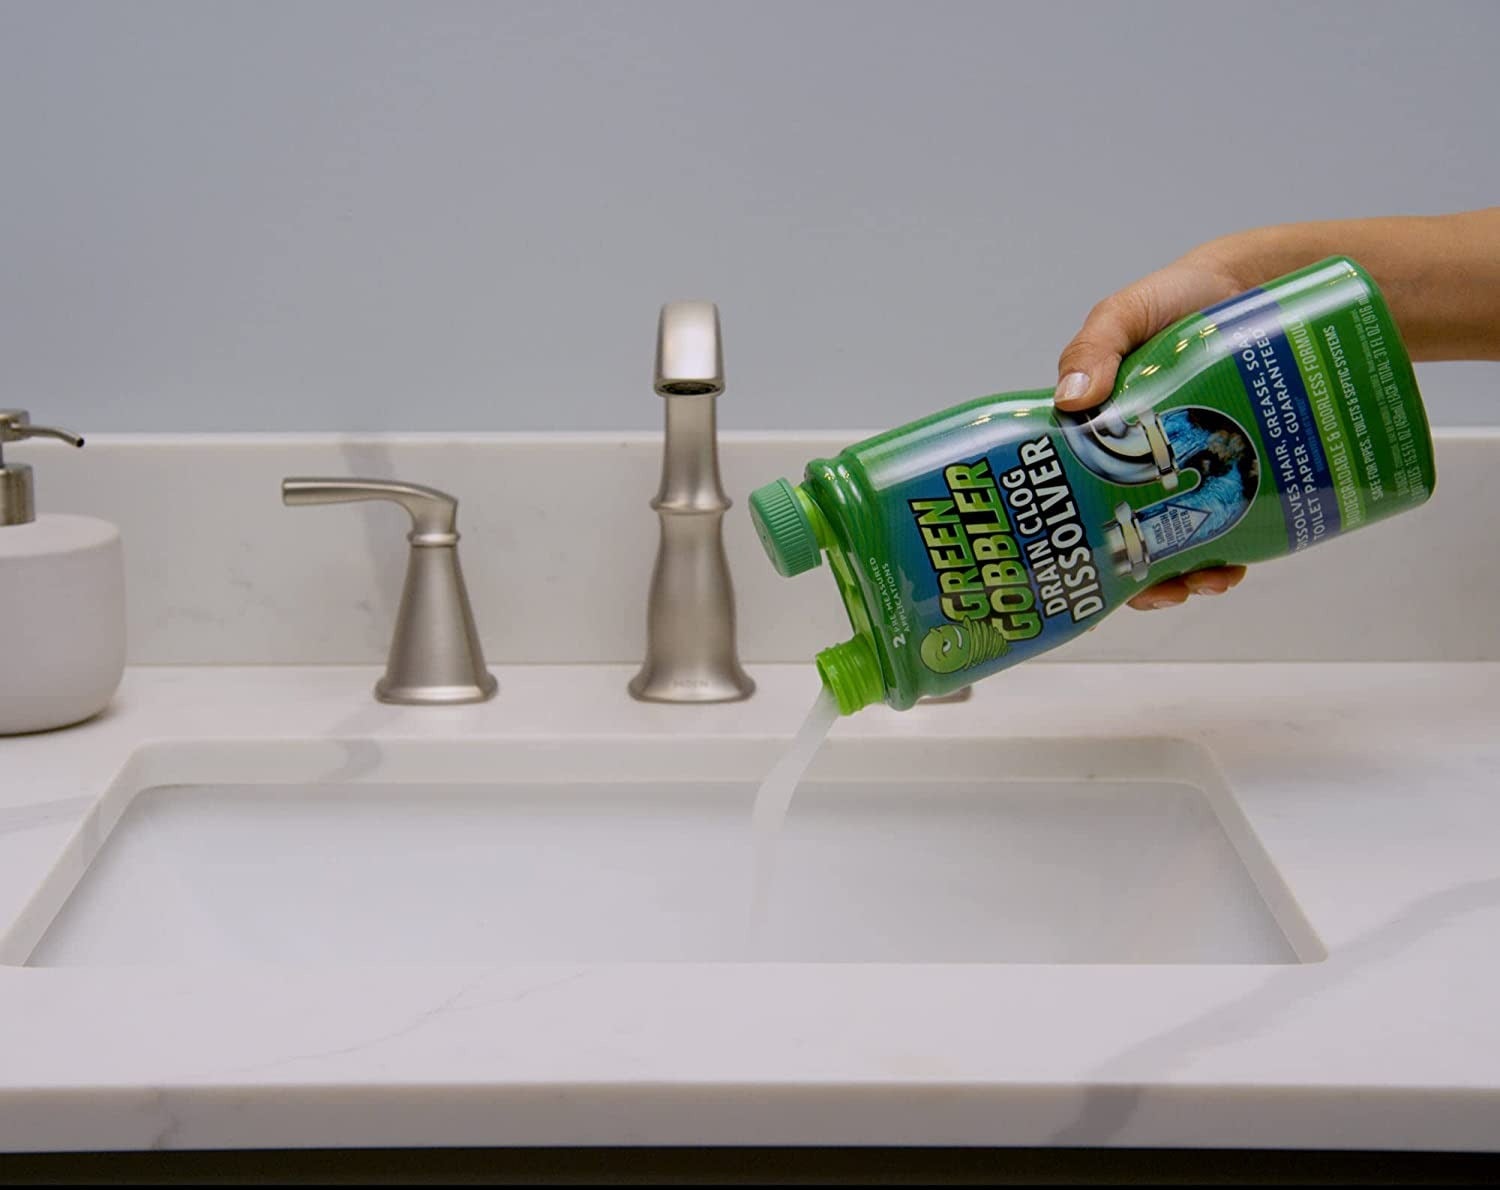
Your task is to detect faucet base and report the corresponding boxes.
[628,667,755,705]
[376,672,498,706]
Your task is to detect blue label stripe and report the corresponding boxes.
[1204,290,1342,550]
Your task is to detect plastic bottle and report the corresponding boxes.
[748,257,1436,713]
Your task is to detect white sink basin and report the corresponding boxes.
[10,736,1321,967]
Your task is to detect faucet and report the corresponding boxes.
[628,301,755,703]
[282,477,497,705]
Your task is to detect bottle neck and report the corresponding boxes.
[816,635,884,715]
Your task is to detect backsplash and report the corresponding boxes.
[30,429,1500,666]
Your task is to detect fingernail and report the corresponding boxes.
[1185,574,1231,596]
[1055,372,1090,404]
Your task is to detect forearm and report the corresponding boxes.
[1193,208,1500,361]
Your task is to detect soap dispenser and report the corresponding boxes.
[0,410,125,734]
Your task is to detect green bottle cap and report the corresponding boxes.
[749,478,823,577]
[816,636,885,715]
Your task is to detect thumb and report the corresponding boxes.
[1054,286,1157,413]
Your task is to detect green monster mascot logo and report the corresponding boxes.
[919,619,1010,675]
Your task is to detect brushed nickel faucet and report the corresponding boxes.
[282,477,497,705]
[628,301,755,703]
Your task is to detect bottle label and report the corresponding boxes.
[1136,500,1212,557]
[902,435,1107,677]
[1205,288,1342,552]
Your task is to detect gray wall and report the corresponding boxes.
[2,0,1496,433]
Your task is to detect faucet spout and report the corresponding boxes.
[628,301,755,704]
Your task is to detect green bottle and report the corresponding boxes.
[749,257,1436,714]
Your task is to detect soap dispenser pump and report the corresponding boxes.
[0,410,125,734]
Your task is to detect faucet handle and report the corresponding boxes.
[282,477,458,540]
[281,476,496,705]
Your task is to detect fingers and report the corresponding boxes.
[1054,287,1158,412]
[1053,254,1247,414]
[1183,566,1246,596]
[1126,566,1246,610]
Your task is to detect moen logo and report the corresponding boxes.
[907,458,1041,644]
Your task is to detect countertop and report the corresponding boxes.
[3,661,1499,1153]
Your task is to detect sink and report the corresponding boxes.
[7,736,1321,967]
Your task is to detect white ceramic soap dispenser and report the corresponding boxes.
[0,410,124,734]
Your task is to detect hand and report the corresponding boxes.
[1053,245,1250,610]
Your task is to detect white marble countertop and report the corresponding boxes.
[2,661,1499,1153]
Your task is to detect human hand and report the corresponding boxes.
[1053,246,1251,609]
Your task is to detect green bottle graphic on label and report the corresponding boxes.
[749,257,1437,714]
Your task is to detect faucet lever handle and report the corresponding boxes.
[281,477,457,540]
[281,475,496,705]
